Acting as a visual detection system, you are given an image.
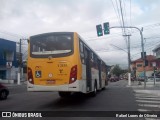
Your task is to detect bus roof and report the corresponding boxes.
[76,33,107,65]
[30,32,107,65]
[30,32,74,38]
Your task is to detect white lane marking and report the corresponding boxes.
[134,90,160,97]
[138,109,150,112]
[136,100,160,104]
[145,118,159,120]
[138,104,160,108]
[136,97,160,100]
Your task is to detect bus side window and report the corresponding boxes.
[84,46,88,65]
[91,53,94,67]
[94,54,97,69]
[80,41,84,53]
[91,53,94,62]
[79,41,85,64]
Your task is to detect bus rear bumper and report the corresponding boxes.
[27,79,86,93]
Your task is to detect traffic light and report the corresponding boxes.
[103,22,110,34]
[141,52,146,59]
[145,60,148,66]
[154,67,157,73]
[96,24,103,37]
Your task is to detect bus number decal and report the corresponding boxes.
[58,64,67,67]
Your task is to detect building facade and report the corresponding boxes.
[0,38,18,80]
[153,44,160,75]
[131,55,158,77]
[153,44,160,59]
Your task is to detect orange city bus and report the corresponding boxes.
[27,32,108,97]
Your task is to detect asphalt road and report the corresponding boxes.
[0,80,141,120]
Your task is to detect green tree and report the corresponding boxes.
[111,64,122,77]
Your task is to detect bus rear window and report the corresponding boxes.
[30,33,73,58]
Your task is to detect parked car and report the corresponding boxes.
[131,76,136,81]
[147,76,160,82]
[0,83,9,100]
[124,76,135,81]
[110,77,116,82]
[137,76,148,82]
[110,76,119,82]
[114,76,119,81]
[137,77,145,82]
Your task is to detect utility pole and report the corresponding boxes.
[140,28,146,89]
[123,34,131,86]
[96,24,146,88]
[17,39,22,85]
[109,26,146,88]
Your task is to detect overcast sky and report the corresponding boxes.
[1,0,160,68]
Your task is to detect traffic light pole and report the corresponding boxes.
[17,38,28,85]
[109,26,146,88]
[154,67,156,86]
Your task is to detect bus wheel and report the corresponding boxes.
[102,87,106,90]
[58,92,71,98]
[0,90,8,100]
[90,82,97,97]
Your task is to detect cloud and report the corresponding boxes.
[131,0,160,26]
[0,0,115,34]
[0,0,160,68]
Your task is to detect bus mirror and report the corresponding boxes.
[27,39,30,43]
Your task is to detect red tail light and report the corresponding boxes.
[27,67,34,84]
[69,65,77,84]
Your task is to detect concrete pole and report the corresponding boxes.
[128,35,131,86]
[123,34,131,86]
[154,72,156,86]
[17,73,20,85]
[17,39,21,85]
[140,29,146,89]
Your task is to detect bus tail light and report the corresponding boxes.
[69,65,77,84]
[27,67,34,84]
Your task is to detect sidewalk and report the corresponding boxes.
[128,81,160,97]
[1,81,27,87]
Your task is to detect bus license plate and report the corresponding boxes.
[46,80,55,84]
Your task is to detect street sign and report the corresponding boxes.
[6,62,12,68]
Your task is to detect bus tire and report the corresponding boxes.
[58,92,71,98]
[90,82,97,97]
[0,90,8,100]
[102,87,106,90]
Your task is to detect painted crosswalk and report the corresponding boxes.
[134,89,160,120]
